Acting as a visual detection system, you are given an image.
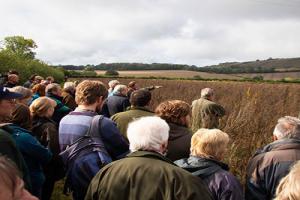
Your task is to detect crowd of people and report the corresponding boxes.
[0,72,300,200]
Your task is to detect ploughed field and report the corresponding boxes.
[95,70,300,80]
[72,77,300,182]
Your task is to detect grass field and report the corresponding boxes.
[95,70,300,80]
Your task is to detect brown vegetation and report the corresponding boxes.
[79,77,299,183]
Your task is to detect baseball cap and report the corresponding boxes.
[0,86,23,99]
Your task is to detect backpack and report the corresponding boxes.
[59,115,112,194]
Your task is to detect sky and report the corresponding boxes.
[1,0,300,67]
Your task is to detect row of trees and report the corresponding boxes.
[0,36,64,83]
[58,62,277,74]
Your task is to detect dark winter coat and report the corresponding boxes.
[85,151,213,200]
[175,156,244,200]
[166,122,192,161]
[46,93,71,124]
[0,124,32,191]
[106,94,130,117]
[9,124,52,197]
[245,138,300,200]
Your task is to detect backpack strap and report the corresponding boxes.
[85,115,104,137]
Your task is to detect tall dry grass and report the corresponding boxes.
[74,77,300,183]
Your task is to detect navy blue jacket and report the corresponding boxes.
[106,94,130,117]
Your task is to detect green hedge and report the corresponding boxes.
[0,51,65,83]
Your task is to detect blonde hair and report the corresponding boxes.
[191,128,229,160]
[29,97,57,117]
[9,86,32,99]
[75,80,108,105]
[275,161,300,200]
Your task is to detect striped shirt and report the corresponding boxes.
[59,108,129,159]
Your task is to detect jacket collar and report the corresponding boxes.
[254,138,300,156]
[127,106,153,113]
[127,150,176,166]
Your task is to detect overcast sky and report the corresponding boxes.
[1,0,300,66]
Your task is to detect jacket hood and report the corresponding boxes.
[175,156,229,179]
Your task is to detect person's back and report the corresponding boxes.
[167,122,192,161]
[106,84,130,116]
[246,116,300,200]
[111,108,153,139]
[59,80,129,200]
[111,89,154,139]
[86,151,212,200]
[191,95,225,132]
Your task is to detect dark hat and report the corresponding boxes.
[0,86,23,99]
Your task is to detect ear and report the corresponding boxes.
[97,96,104,104]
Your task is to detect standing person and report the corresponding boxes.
[4,74,19,88]
[0,156,38,200]
[246,116,300,200]
[175,128,244,200]
[191,88,225,132]
[23,74,37,88]
[127,81,138,98]
[61,82,77,110]
[155,100,192,161]
[0,86,32,191]
[111,89,154,140]
[45,83,71,124]
[8,100,52,199]
[85,116,213,200]
[59,80,129,200]
[107,80,120,97]
[30,97,64,200]
[106,84,130,117]
[9,86,33,129]
[30,83,46,104]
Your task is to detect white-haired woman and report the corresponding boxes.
[175,128,243,200]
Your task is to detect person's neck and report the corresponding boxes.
[77,104,97,112]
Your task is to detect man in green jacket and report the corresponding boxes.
[85,116,213,200]
[0,85,32,191]
[191,88,225,132]
[111,89,154,139]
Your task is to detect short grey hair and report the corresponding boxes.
[273,116,300,139]
[108,80,120,88]
[127,116,169,153]
[45,83,61,94]
[201,88,214,98]
[63,82,76,90]
[113,84,127,94]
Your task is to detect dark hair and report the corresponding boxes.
[155,100,191,125]
[130,89,151,107]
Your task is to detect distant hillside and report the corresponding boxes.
[202,57,300,74]
[57,57,300,74]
